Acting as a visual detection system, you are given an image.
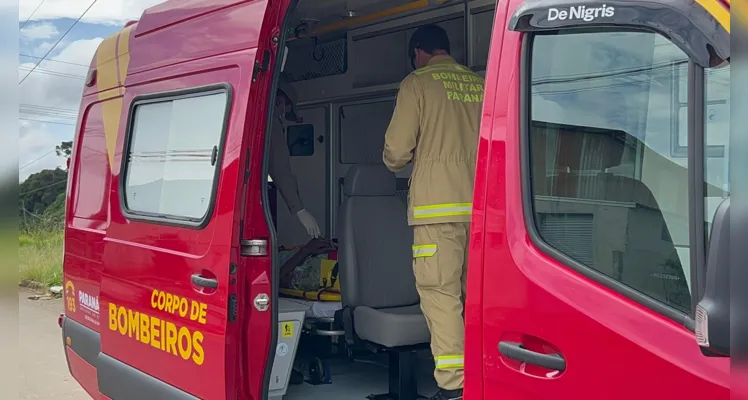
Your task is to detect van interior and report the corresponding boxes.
[259,1,716,399]
[261,1,495,399]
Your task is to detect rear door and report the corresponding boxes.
[472,0,731,398]
[97,1,284,399]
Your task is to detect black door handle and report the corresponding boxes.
[191,274,218,289]
[498,341,566,371]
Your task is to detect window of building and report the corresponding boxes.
[122,88,229,225]
[527,30,697,314]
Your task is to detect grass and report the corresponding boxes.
[19,230,64,287]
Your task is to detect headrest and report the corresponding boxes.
[343,165,397,197]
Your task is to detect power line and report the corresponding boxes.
[20,0,45,30]
[20,149,56,170]
[18,66,85,80]
[19,0,98,85]
[19,54,89,67]
[20,179,67,196]
[19,118,76,127]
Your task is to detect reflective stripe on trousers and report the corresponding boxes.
[413,244,437,258]
[435,355,465,369]
[413,203,472,219]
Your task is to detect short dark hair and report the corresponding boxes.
[409,24,451,55]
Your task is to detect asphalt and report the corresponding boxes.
[19,288,90,400]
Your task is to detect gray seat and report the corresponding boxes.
[338,164,430,347]
[336,164,430,399]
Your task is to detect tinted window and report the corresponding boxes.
[123,90,228,222]
[704,63,730,240]
[528,31,693,313]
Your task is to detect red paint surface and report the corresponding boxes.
[65,348,100,399]
[464,0,731,398]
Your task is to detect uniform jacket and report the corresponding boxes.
[268,79,304,215]
[383,55,484,226]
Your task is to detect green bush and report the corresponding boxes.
[19,228,64,287]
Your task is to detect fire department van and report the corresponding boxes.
[60,0,732,398]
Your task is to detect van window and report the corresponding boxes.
[704,63,730,242]
[122,89,229,224]
[526,30,701,314]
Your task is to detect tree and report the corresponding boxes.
[19,168,68,217]
[56,141,72,159]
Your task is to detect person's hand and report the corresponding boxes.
[302,237,335,257]
[296,209,321,238]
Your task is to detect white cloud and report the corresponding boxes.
[18,38,103,181]
[20,22,59,41]
[19,0,166,26]
[19,121,67,182]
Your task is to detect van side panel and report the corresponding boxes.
[127,0,268,76]
[62,23,136,396]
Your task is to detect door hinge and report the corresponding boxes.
[241,239,268,257]
[228,294,238,322]
[252,49,271,82]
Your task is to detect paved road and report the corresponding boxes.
[19,289,90,400]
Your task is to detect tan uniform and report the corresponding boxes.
[383,55,484,391]
[268,114,304,214]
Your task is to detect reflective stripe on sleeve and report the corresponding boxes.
[435,355,464,369]
[413,203,472,219]
[412,244,437,258]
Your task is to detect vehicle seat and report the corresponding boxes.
[336,164,430,399]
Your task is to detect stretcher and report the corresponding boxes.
[279,287,341,302]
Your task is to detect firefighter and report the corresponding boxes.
[269,78,321,238]
[383,24,483,400]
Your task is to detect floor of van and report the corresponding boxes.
[285,351,439,399]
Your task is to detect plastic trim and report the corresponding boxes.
[687,61,707,315]
[118,83,233,230]
[97,353,199,400]
[260,1,299,399]
[61,316,100,369]
[508,0,730,68]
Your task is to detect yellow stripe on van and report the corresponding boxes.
[695,0,730,32]
[117,24,134,90]
[96,30,126,169]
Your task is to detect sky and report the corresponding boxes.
[18,0,165,182]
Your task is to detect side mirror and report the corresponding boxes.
[695,196,730,357]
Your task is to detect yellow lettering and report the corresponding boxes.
[165,293,173,313]
[432,73,441,80]
[165,321,179,356]
[108,303,117,331]
[157,292,166,310]
[192,331,205,366]
[198,303,207,325]
[150,316,161,350]
[447,91,454,100]
[151,290,158,308]
[127,309,139,339]
[179,298,189,318]
[178,327,192,361]
[190,301,200,321]
[117,306,127,335]
[160,318,166,351]
[139,313,150,344]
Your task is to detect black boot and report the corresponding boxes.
[429,388,463,400]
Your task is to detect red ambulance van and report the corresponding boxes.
[60,0,732,398]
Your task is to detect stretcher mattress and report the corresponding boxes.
[279,287,341,302]
[280,297,343,319]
